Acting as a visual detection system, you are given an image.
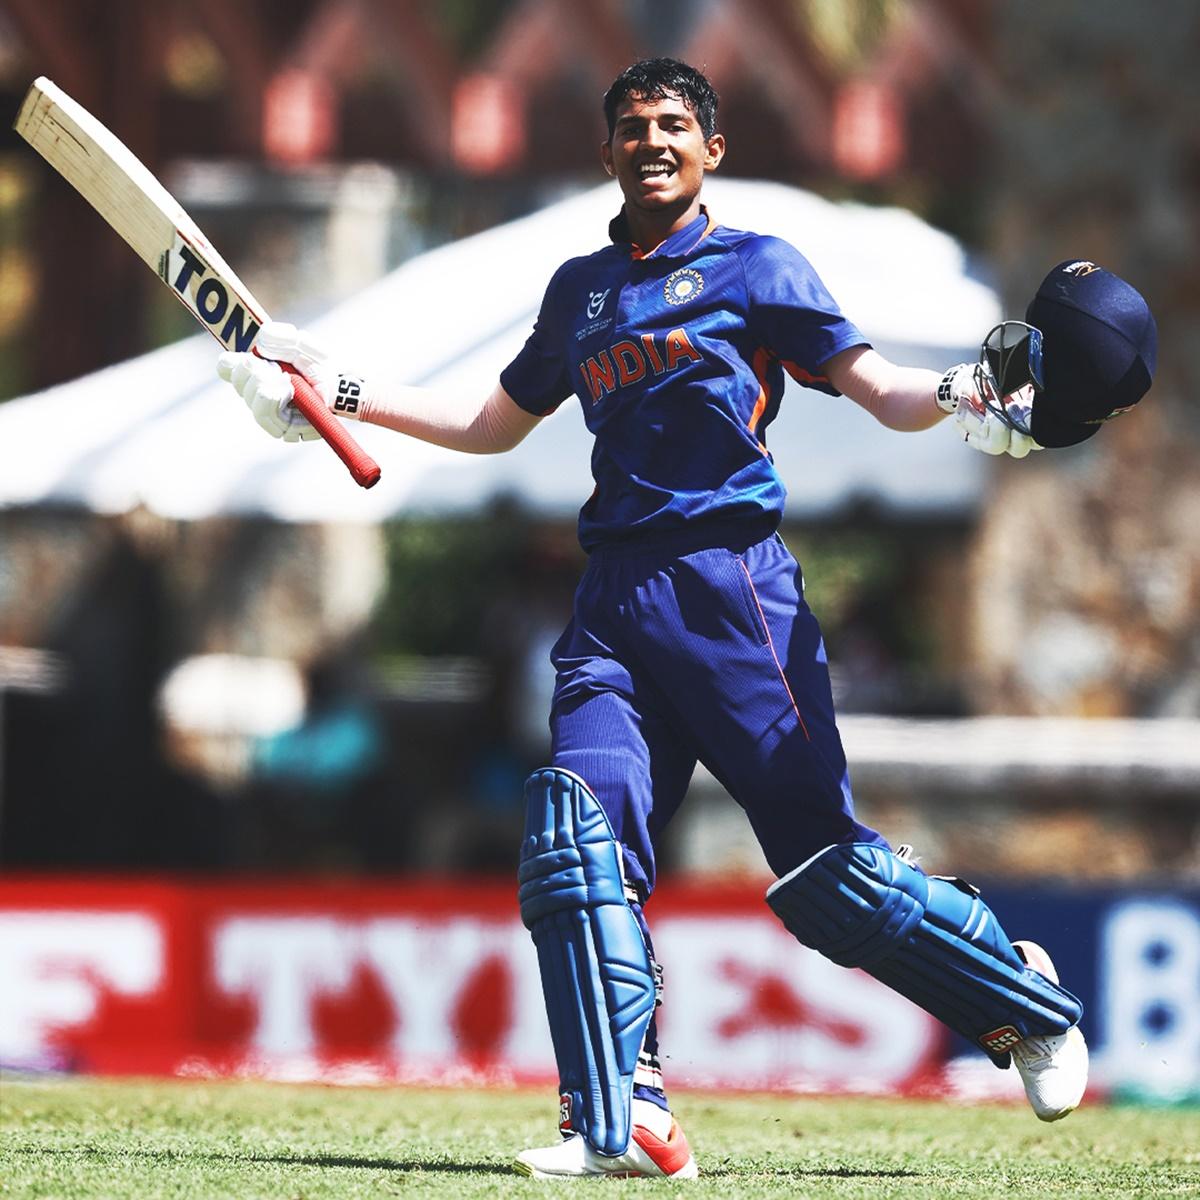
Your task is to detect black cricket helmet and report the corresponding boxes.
[978,260,1157,448]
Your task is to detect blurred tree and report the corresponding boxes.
[969,0,1200,717]
[437,0,521,58]
[788,519,968,715]
[374,502,575,657]
[805,0,900,71]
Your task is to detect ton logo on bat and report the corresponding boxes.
[160,235,261,353]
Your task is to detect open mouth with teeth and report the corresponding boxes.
[638,161,676,182]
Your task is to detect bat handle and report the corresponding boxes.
[281,364,382,489]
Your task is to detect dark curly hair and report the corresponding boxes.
[603,58,719,140]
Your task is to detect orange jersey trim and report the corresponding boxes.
[748,347,773,452]
[782,359,829,386]
[630,210,718,260]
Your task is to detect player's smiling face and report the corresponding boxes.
[602,93,724,224]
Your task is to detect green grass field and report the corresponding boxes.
[1,1076,1197,1199]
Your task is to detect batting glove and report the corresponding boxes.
[216,321,371,442]
[936,363,1042,459]
[255,321,370,423]
[216,350,320,443]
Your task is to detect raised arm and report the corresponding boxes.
[824,344,1041,458]
[216,321,543,455]
[340,378,541,454]
[824,345,944,432]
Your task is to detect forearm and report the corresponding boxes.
[356,380,541,454]
[221,321,545,453]
[825,346,946,432]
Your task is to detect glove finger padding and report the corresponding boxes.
[245,359,295,438]
[1000,391,1043,459]
[279,400,321,442]
[216,350,318,442]
[952,385,1007,456]
[216,351,238,384]
[254,320,328,383]
[971,427,1008,455]
[938,363,1042,458]
[232,357,259,398]
[1006,430,1042,459]
[253,319,356,425]
[961,407,1010,455]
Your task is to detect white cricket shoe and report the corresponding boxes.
[514,1100,698,1180]
[1011,940,1089,1121]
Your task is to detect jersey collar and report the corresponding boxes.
[608,207,716,261]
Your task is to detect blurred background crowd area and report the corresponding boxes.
[0,0,1197,882]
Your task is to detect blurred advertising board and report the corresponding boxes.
[1,878,1196,1102]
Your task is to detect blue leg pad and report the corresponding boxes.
[767,843,1082,1058]
[518,768,655,1156]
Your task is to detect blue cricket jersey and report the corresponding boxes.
[500,207,869,551]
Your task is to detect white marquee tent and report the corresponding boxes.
[0,177,1002,523]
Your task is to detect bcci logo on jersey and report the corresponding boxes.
[664,268,704,306]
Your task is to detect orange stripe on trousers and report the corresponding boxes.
[738,558,811,741]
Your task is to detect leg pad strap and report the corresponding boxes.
[518,768,655,1156]
[767,843,1082,1056]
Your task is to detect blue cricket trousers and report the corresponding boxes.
[549,520,888,899]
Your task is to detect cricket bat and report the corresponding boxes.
[13,76,381,489]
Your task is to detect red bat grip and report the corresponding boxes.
[281,364,382,489]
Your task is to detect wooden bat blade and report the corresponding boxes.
[14,77,266,350]
[13,77,381,488]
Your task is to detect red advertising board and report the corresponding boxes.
[1,875,950,1094]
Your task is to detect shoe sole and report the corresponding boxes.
[1037,1105,1077,1123]
[512,1156,699,1180]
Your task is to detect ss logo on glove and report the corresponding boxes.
[334,375,363,414]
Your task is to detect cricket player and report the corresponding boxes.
[219,59,1092,1180]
